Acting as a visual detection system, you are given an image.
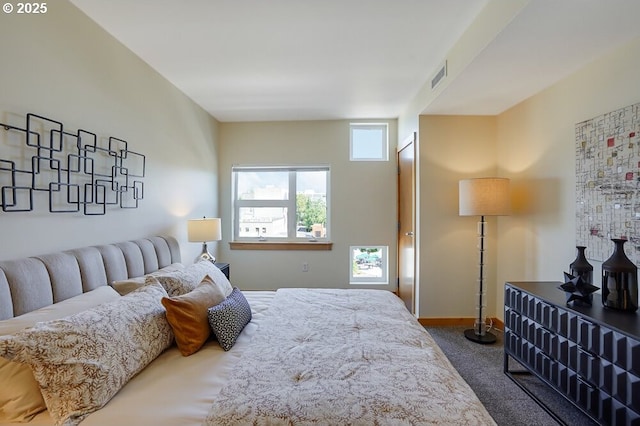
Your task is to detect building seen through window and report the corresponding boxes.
[233,166,329,241]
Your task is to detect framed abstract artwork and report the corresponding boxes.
[575,102,640,263]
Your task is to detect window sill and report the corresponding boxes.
[230,241,333,251]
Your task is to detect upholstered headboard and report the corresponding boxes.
[0,236,181,320]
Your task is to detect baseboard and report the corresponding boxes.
[418,317,504,331]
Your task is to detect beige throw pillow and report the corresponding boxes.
[110,263,184,296]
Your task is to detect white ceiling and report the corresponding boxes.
[70,0,640,122]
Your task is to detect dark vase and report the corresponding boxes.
[601,238,638,312]
[570,246,593,285]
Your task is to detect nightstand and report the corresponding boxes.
[214,262,230,280]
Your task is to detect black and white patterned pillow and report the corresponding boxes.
[207,288,252,351]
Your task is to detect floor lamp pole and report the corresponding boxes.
[464,215,497,344]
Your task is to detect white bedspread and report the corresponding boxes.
[203,288,496,426]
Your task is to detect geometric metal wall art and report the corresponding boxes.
[575,102,640,264]
[0,112,145,215]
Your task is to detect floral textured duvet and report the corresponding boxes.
[204,288,495,426]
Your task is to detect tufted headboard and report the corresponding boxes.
[0,236,181,320]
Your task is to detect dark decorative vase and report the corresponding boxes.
[601,238,638,312]
[570,246,593,284]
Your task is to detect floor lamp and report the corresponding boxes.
[459,178,510,344]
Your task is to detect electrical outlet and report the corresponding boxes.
[302,262,309,272]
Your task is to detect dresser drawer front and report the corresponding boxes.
[504,282,640,425]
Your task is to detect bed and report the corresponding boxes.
[0,236,496,426]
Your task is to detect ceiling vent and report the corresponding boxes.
[431,61,447,90]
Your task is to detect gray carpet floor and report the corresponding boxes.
[426,326,598,426]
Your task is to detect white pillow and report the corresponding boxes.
[207,263,233,296]
[110,262,184,295]
[0,286,120,423]
[0,283,172,426]
[152,260,232,297]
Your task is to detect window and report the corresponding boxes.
[350,246,388,284]
[350,123,388,161]
[232,165,329,241]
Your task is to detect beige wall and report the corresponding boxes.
[495,36,640,319]
[412,36,640,321]
[0,1,220,262]
[398,0,528,141]
[417,115,498,318]
[218,120,398,290]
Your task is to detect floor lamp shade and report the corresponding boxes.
[187,217,221,263]
[459,177,510,344]
[459,178,511,217]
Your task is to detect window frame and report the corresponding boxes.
[349,245,389,285]
[232,165,330,243]
[349,123,389,161]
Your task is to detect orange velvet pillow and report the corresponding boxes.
[161,275,226,356]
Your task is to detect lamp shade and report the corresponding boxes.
[187,217,222,242]
[459,178,511,216]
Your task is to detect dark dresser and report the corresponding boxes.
[504,281,640,425]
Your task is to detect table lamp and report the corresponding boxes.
[187,217,221,263]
